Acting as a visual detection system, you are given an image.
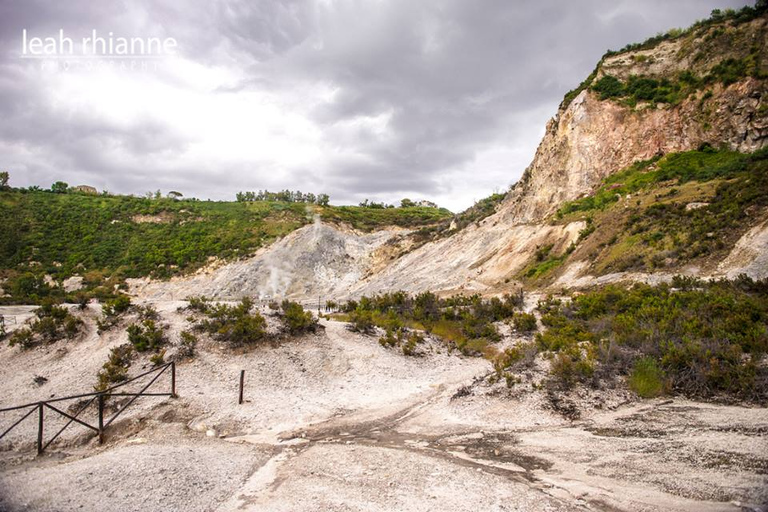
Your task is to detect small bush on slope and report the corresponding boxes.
[8,301,82,349]
[194,297,267,346]
[280,300,318,335]
[177,330,198,358]
[512,312,538,333]
[379,328,425,356]
[97,294,132,333]
[95,344,134,392]
[127,319,167,352]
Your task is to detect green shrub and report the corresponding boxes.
[512,312,537,333]
[629,357,665,398]
[549,349,595,389]
[95,344,134,391]
[8,302,82,348]
[137,304,159,321]
[348,308,375,334]
[196,297,267,345]
[341,291,523,354]
[150,349,166,366]
[402,331,424,356]
[6,272,51,303]
[533,279,768,401]
[98,294,132,333]
[178,330,198,358]
[492,342,538,384]
[186,296,211,314]
[103,294,132,316]
[592,75,624,99]
[126,319,166,352]
[280,300,318,335]
[379,328,424,356]
[8,328,34,349]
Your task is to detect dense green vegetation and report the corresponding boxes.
[520,277,768,403]
[340,291,524,356]
[552,147,768,274]
[605,2,767,57]
[557,147,755,217]
[0,189,309,282]
[560,1,767,109]
[341,278,768,404]
[591,52,765,107]
[0,185,450,304]
[319,204,451,232]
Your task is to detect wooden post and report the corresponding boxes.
[171,362,177,398]
[238,370,245,405]
[37,403,44,455]
[98,394,104,444]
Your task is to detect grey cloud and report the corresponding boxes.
[0,0,754,210]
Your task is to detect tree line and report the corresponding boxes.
[236,190,330,205]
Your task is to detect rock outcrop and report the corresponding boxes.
[502,15,768,224]
[130,219,403,301]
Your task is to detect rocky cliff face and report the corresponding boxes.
[501,15,768,224]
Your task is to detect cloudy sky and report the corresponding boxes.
[0,0,752,211]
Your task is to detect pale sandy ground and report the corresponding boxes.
[0,304,766,512]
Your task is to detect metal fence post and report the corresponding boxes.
[171,362,177,398]
[238,370,245,405]
[98,394,104,444]
[37,403,44,455]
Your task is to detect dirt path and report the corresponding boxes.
[213,386,765,512]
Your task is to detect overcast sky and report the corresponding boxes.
[0,0,753,211]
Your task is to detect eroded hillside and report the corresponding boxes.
[355,12,768,296]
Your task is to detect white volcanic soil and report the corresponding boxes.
[0,303,766,512]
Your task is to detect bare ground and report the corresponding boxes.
[0,306,766,512]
